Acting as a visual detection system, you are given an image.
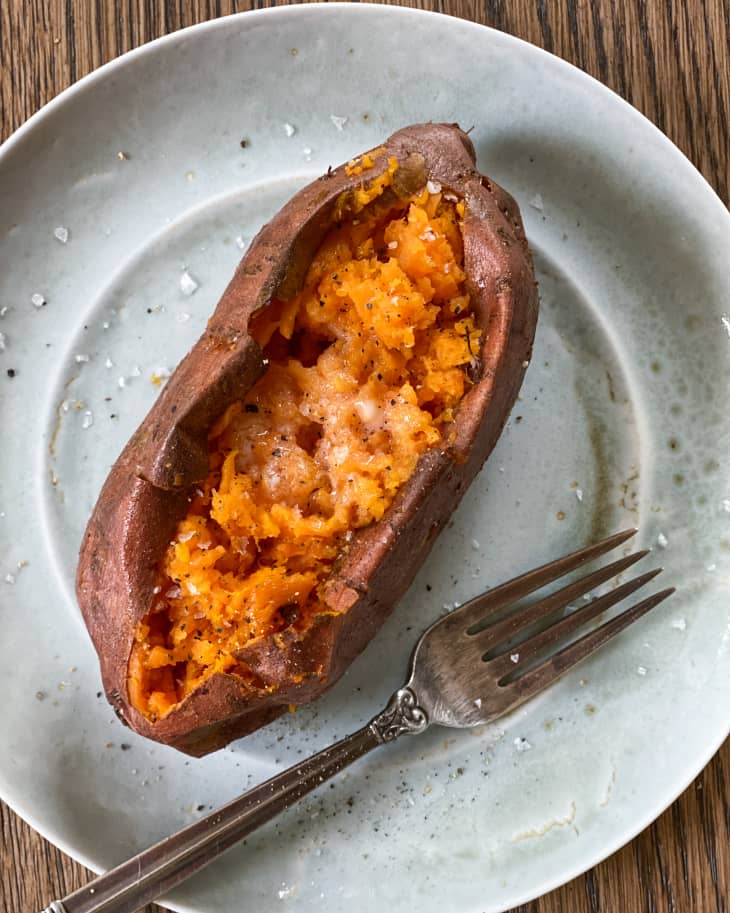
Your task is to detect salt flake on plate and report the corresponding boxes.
[656,533,668,548]
[82,411,93,429]
[514,737,531,752]
[330,114,348,131]
[54,226,70,243]
[180,271,199,296]
[31,293,46,308]
[283,123,296,137]
[528,193,544,211]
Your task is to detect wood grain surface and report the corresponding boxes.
[1,1,728,912]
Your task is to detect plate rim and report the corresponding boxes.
[1,5,728,912]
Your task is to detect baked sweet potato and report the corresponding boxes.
[76,123,538,756]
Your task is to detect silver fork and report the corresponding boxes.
[44,528,673,913]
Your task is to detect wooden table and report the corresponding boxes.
[1,2,728,911]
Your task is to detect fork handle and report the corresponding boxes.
[41,687,428,913]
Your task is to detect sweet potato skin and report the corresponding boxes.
[76,123,539,756]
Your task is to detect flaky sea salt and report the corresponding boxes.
[575,488,584,502]
[82,411,93,429]
[471,538,480,550]
[4,573,15,584]
[176,312,190,323]
[388,241,398,250]
[235,236,248,251]
[302,146,313,161]
[180,271,199,296]
[474,698,482,708]
[105,357,114,368]
[31,293,46,308]
[510,653,520,664]
[721,315,730,338]
[656,533,668,548]
[671,618,686,631]
[637,665,647,676]
[426,180,442,194]
[528,193,544,211]
[721,499,730,513]
[330,115,348,131]
[130,364,141,377]
[0,306,8,317]
[283,123,296,137]
[74,353,90,363]
[54,226,69,243]
[118,376,127,388]
[514,737,531,752]
[0,332,6,350]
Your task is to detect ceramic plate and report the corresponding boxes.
[1,6,728,912]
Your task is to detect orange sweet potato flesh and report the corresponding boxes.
[76,123,538,756]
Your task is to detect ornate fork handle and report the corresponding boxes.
[41,688,429,913]
[370,687,429,741]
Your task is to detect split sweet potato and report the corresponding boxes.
[76,123,538,756]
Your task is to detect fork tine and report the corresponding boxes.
[467,548,650,646]
[488,567,663,677]
[504,586,676,704]
[450,528,638,632]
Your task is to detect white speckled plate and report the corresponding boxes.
[1,6,728,912]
